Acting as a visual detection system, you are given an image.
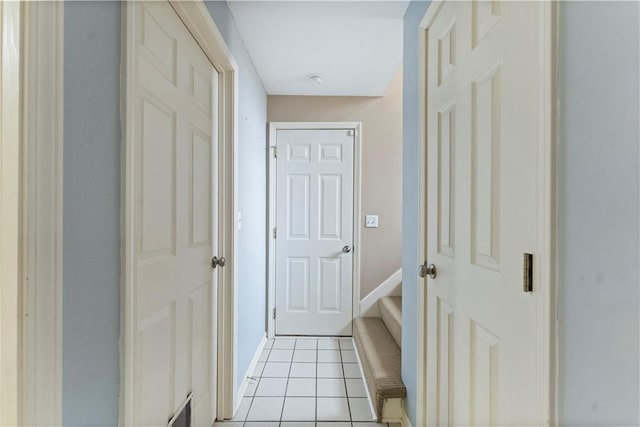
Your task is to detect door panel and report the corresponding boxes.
[424,1,544,425]
[131,2,218,425]
[275,129,354,336]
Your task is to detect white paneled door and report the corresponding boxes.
[129,2,218,426]
[275,129,355,336]
[422,1,549,425]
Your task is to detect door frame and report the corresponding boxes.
[415,1,558,425]
[0,2,64,425]
[120,1,240,422]
[267,122,362,338]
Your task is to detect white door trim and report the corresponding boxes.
[267,122,362,338]
[120,1,240,422]
[22,2,65,424]
[1,3,25,423]
[414,1,558,425]
[0,2,64,425]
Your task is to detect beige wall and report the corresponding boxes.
[267,67,403,300]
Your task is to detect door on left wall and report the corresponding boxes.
[127,2,219,426]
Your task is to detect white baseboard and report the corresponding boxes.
[400,404,413,427]
[359,268,402,317]
[234,333,267,414]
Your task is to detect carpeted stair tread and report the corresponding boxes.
[353,317,406,422]
[379,296,402,347]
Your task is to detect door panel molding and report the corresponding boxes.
[415,1,558,425]
[267,122,362,338]
[121,1,239,423]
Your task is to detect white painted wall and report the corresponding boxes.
[558,2,640,424]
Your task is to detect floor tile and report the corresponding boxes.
[290,362,316,378]
[293,349,317,362]
[273,338,297,349]
[317,378,346,397]
[317,397,351,421]
[317,362,343,378]
[341,350,358,363]
[255,377,288,396]
[281,423,316,427]
[244,423,279,427]
[318,350,341,363]
[258,348,270,362]
[339,338,355,350]
[262,362,291,377]
[287,378,316,396]
[244,377,259,396]
[246,396,284,421]
[213,422,243,426]
[230,397,251,421]
[317,339,340,350]
[343,363,362,378]
[264,339,274,349]
[317,423,352,427]
[346,378,368,397]
[252,362,265,377]
[350,397,375,422]
[269,348,294,362]
[295,339,318,349]
[281,397,316,421]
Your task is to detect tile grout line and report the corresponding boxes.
[279,338,297,424]
[338,338,353,424]
[315,338,319,426]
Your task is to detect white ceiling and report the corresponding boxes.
[226,1,409,96]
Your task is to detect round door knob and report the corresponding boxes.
[342,245,352,253]
[418,262,436,279]
[211,256,226,269]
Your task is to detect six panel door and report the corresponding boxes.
[424,1,544,425]
[275,129,355,336]
[131,2,218,425]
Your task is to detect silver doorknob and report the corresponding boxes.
[418,262,436,279]
[342,245,352,253]
[211,256,226,269]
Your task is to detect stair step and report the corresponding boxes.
[379,296,402,348]
[353,317,406,422]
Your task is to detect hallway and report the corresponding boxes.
[214,337,399,427]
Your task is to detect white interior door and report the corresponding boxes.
[275,128,354,336]
[130,2,218,425]
[423,1,546,425]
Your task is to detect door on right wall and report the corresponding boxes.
[423,1,547,425]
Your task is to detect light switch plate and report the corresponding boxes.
[365,215,379,228]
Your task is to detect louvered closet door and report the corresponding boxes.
[275,129,354,336]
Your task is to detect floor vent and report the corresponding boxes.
[168,393,192,427]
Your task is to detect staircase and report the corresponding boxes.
[353,295,406,422]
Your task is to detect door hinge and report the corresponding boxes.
[523,253,533,293]
[273,227,277,239]
[273,307,276,320]
[272,146,278,159]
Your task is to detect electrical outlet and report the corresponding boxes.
[365,215,379,228]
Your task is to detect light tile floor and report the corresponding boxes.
[214,337,400,427]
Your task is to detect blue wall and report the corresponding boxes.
[62,1,268,424]
[558,2,640,424]
[401,1,430,425]
[204,1,269,392]
[63,2,121,426]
